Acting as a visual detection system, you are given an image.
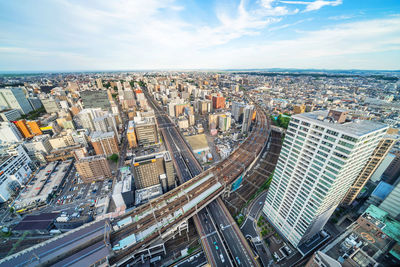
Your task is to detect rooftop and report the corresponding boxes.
[13,213,59,231]
[295,110,388,137]
[185,134,209,152]
[90,131,115,140]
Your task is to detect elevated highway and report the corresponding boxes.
[109,91,269,266]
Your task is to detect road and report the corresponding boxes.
[240,191,274,267]
[143,87,259,267]
[144,89,233,267]
[173,251,207,267]
[208,199,256,267]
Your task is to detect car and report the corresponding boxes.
[236,257,241,265]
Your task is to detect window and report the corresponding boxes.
[326,129,339,136]
[341,134,357,143]
[338,140,354,149]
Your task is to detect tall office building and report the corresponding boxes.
[0,145,33,202]
[90,131,119,156]
[263,110,388,247]
[342,134,397,205]
[0,109,21,122]
[231,101,245,122]
[218,113,231,132]
[212,95,225,109]
[0,87,33,115]
[126,120,137,148]
[381,152,400,185]
[41,97,61,113]
[96,78,103,89]
[80,90,111,110]
[0,122,23,143]
[241,105,254,134]
[379,180,400,220]
[75,155,112,183]
[134,117,159,146]
[133,151,174,192]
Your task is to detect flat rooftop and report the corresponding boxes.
[15,160,72,209]
[185,134,209,152]
[294,110,388,137]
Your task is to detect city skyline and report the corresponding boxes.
[1,0,400,71]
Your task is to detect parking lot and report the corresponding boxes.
[54,170,113,208]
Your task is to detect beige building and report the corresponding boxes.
[49,134,76,149]
[126,120,137,148]
[90,131,119,156]
[75,155,112,183]
[133,151,174,192]
[134,117,159,146]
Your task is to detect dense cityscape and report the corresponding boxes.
[1,0,400,266]
[0,70,398,267]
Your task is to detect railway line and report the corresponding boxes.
[108,91,270,265]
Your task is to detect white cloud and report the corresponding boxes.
[280,0,342,12]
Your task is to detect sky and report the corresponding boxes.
[0,0,399,71]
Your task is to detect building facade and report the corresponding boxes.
[90,131,119,156]
[133,151,174,192]
[0,145,33,202]
[75,155,112,183]
[342,135,397,205]
[0,87,33,115]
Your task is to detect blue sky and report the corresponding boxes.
[0,0,399,71]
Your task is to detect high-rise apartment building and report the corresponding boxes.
[263,110,388,247]
[212,95,225,109]
[75,155,112,183]
[90,131,119,156]
[342,134,397,205]
[133,151,174,192]
[0,87,33,115]
[218,113,231,132]
[231,101,245,122]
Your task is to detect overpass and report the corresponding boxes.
[108,91,269,266]
[0,93,270,267]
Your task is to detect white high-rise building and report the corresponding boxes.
[0,122,23,144]
[379,181,400,219]
[241,105,254,134]
[0,87,33,115]
[0,145,33,202]
[263,110,388,247]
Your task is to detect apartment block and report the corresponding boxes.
[75,155,112,183]
[263,110,388,248]
[90,131,119,156]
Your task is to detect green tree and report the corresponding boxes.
[108,154,119,163]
